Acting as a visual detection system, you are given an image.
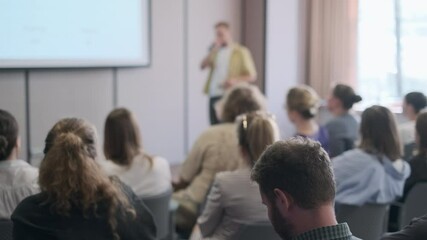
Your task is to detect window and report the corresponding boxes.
[358,0,427,110]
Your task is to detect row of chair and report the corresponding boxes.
[144,189,280,240]
[336,182,427,240]
[2,183,426,240]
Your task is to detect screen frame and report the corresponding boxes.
[0,0,152,69]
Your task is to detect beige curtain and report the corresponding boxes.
[306,0,358,98]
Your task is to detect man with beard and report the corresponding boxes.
[251,138,360,240]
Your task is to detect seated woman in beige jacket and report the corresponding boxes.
[173,83,267,235]
[195,111,280,240]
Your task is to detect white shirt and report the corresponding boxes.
[0,159,39,219]
[102,154,172,197]
[399,120,416,145]
[210,46,232,97]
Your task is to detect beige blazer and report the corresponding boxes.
[198,168,269,240]
[173,123,242,215]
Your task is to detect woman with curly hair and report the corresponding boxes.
[11,118,156,240]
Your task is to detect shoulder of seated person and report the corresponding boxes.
[12,193,44,215]
[215,170,246,183]
[149,156,171,173]
[333,149,370,163]
[199,123,236,140]
[326,118,347,129]
[205,123,235,132]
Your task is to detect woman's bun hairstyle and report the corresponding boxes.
[333,84,362,110]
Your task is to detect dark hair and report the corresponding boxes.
[333,84,362,110]
[359,105,401,161]
[237,112,277,166]
[416,112,427,156]
[104,108,152,167]
[251,138,335,209]
[221,84,265,123]
[405,92,427,114]
[0,109,19,161]
[215,21,230,29]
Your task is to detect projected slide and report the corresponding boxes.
[0,0,150,68]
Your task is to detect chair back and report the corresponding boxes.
[336,203,389,240]
[400,182,427,228]
[236,222,281,240]
[141,189,172,240]
[0,220,13,240]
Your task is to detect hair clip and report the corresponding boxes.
[242,115,248,130]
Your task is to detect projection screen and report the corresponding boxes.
[0,0,150,68]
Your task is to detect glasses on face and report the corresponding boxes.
[236,111,276,131]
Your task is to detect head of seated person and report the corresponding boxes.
[251,138,354,240]
[216,83,267,123]
[0,109,40,219]
[285,85,329,151]
[286,85,320,124]
[359,105,401,161]
[0,109,20,162]
[103,108,171,197]
[11,118,156,240]
[41,118,136,237]
[403,92,427,121]
[237,111,280,167]
[327,84,362,116]
[104,108,152,167]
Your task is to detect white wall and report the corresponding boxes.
[117,0,185,164]
[29,69,114,165]
[186,0,242,151]
[265,0,302,138]
[0,71,27,160]
[0,0,243,165]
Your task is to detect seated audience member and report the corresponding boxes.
[399,92,427,155]
[403,112,427,198]
[173,83,266,235]
[196,112,280,239]
[102,108,171,197]
[11,118,156,240]
[333,106,410,206]
[382,214,427,240]
[0,109,39,219]
[286,85,329,152]
[251,138,360,240]
[326,84,362,157]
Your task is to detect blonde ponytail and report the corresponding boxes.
[238,112,279,165]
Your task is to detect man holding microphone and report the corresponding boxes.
[201,21,257,125]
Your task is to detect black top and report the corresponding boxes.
[403,154,427,198]
[11,183,156,240]
[382,215,427,240]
